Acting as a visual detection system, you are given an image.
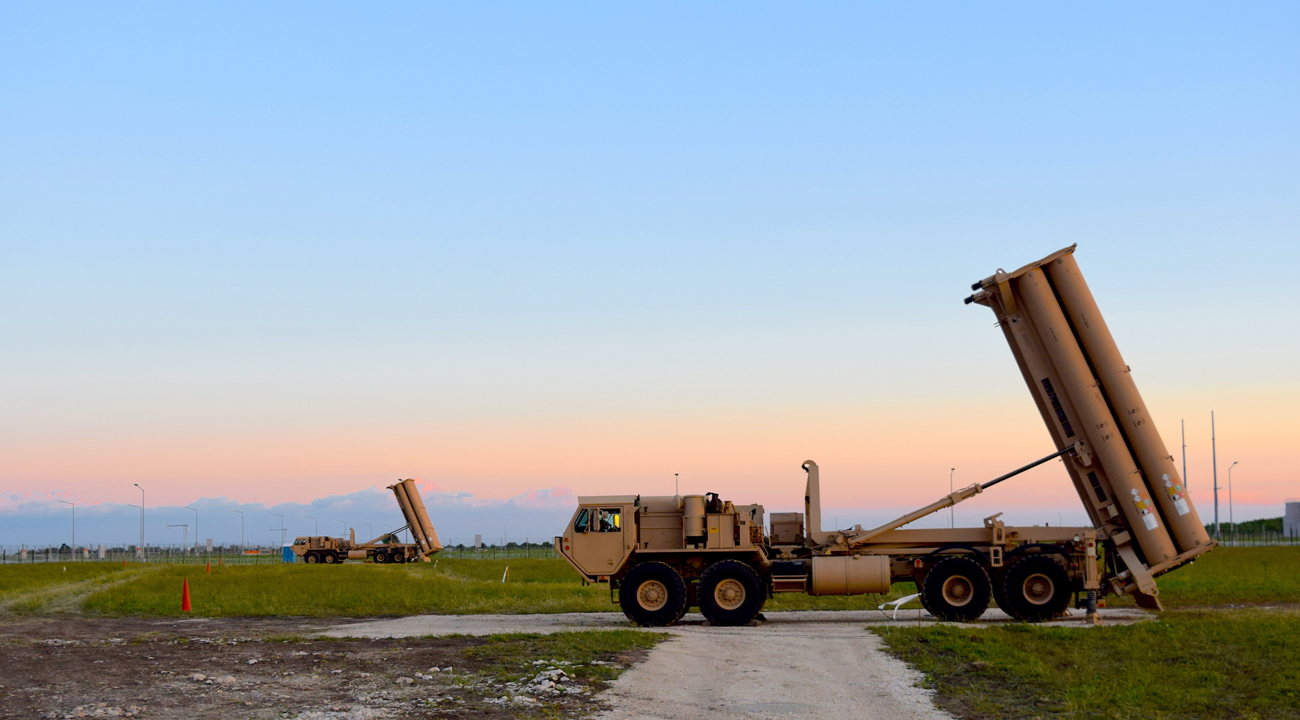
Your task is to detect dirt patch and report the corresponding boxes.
[0,616,653,720]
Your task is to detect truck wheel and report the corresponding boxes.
[619,562,688,627]
[304,551,321,564]
[373,550,388,564]
[999,555,1072,622]
[698,560,764,626]
[921,556,991,622]
[323,552,338,564]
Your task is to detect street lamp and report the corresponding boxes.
[362,522,372,541]
[185,506,199,555]
[133,484,145,561]
[54,499,75,554]
[306,516,318,535]
[230,509,245,553]
[1228,461,1239,544]
[335,519,346,537]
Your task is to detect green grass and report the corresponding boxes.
[11,546,1298,617]
[1144,546,1300,607]
[0,563,128,599]
[79,562,612,617]
[877,608,1300,720]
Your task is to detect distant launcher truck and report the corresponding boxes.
[292,479,443,564]
[555,246,1215,627]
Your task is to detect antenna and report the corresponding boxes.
[675,473,679,496]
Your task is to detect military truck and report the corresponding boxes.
[292,478,443,564]
[555,246,1215,626]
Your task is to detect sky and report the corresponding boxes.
[3,3,1298,548]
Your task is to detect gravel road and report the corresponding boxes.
[328,608,1149,719]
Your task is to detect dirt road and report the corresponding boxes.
[327,608,1149,719]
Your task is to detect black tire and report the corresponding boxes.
[1000,555,1073,622]
[921,556,992,622]
[373,550,388,564]
[323,552,338,564]
[304,551,320,564]
[618,562,688,627]
[698,560,765,626]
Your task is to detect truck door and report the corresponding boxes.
[570,506,632,576]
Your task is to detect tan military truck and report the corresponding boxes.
[555,246,1215,626]
[292,478,443,564]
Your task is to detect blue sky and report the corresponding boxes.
[3,3,1297,546]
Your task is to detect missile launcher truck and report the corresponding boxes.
[554,246,1215,626]
[292,478,443,564]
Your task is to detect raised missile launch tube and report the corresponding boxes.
[389,481,428,552]
[1017,268,1177,565]
[1043,255,1211,553]
[401,479,443,552]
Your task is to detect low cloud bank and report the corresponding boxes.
[0,484,577,549]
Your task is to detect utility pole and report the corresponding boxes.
[1228,461,1238,544]
[186,506,199,555]
[307,516,318,535]
[134,484,145,561]
[271,513,286,546]
[1212,411,1219,540]
[55,499,75,553]
[230,509,245,553]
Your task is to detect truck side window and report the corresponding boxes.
[599,509,621,532]
[574,509,590,533]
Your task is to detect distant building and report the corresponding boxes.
[1286,502,1300,539]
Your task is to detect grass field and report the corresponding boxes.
[874,547,1300,720]
[878,609,1300,719]
[2,546,1295,618]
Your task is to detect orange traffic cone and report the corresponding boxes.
[122,559,126,567]
[181,578,192,612]
[206,560,211,574]
[218,558,223,566]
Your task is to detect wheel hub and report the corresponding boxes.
[714,578,746,611]
[941,575,974,606]
[637,580,668,611]
[1023,573,1055,605]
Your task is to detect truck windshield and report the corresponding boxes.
[574,509,590,533]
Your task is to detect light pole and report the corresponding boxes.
[1211,411,1219,539]
[949,468,956,528]
[1181,419,1187,490]
[335,519,346,538]
[362,522,373,542]
[125,504,141,559]
[230,509,245,554]
[54,499,75,554]
[186,506,199,555]
[133,484,145,561]
[271,513,287,547]
[307,516,318,535]
[1228,461,1238,544]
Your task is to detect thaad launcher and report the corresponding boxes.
[966,245,1214,607]
[555,246,1214,627]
